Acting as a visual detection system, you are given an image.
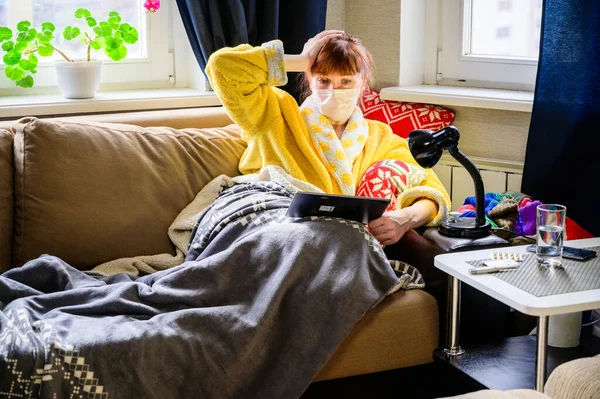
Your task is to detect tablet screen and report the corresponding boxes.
[286,192,390,224]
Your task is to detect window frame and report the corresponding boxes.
[437,0,540,91]
[0,0,175,92]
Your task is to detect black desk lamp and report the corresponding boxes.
[408,126,492,238]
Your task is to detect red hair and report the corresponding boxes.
[300,33,374,101]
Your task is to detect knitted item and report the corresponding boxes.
[513,200,542,236]
[457,204,476,214]
[519,197,533,209]
[355,160,427,212]
[510,235,536,246]
[512,198,594,239]
[488,200,519,231]
[354,160,450,226]
[565,217,594,240]
[497,191,529,204]
[358,87,456,139]
[507,216,593,244]
[464,193,500,216]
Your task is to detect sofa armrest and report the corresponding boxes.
[544,354,600,399]
[422,227,509,253]
[385,227,508,285]
[384,229,447,286]
[438,389,551,398]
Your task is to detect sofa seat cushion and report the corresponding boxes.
[0,129,13,272]
[315,288,439,381]
[12,117,246,270]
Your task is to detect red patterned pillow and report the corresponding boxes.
[358,88,456,138]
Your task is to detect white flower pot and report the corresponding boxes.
[55,59,102,99]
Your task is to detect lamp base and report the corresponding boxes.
[439,217,492,239]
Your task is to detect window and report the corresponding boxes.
[438,0,543,90]
[29,1,144,61]
[498,0,512,12]
[495,26,511,39]
[0,0,173,91]
[0,1,7,26]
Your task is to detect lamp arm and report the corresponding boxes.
[447,146,486,228]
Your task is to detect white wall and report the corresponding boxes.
[450,107,530,162]
[327,0,400,91]
[326,0,532,163]
[326,0,346,30]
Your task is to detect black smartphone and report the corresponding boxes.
[526,244,597,261]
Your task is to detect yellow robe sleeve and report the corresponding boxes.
[204,41,339,193]
[205,40,289,135]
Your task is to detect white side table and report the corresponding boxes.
[434,237,600,392]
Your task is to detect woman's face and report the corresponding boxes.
[307,71,366,125]
[309,71,364,92]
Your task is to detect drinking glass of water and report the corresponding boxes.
[536,204,567,267]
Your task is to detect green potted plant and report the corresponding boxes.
[0,8,140,99]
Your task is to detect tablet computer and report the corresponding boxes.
[286,192,391,224]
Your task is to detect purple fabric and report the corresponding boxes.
[514,200,542,236]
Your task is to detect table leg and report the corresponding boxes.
[535,315,549,392]
[444,276,465,356]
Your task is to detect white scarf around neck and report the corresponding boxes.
[299,95,369,195]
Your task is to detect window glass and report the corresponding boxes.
[1,0,144,61]
[469,0,542,59]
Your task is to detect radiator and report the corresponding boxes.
[431,155,525,211]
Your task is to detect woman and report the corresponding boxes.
[206,30,450,246]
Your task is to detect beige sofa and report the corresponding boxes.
[0,106,442,381]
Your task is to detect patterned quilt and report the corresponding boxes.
[0,181,417,399]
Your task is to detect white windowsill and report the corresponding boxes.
[380,85,534,113]
[0,88,222,119]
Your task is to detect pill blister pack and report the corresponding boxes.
[468,251,526,274]
[489,252,524,262]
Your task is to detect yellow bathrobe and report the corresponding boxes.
[206,40,450,225]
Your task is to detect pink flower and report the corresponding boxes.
[144,0,160,13]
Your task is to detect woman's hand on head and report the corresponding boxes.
[301,30,344,70]
[368,209,416,246]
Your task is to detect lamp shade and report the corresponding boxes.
[408,126,460,169]
[408,130,443,168]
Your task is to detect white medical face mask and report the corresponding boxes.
[312,88,361,124]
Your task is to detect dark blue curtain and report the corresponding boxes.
[175,0,327,103]
[521,0,600,236]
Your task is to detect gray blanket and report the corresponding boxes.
[0,181,409,399]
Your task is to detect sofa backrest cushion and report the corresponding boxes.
[0,129,13,272]
[63,107,235,130]
[12,117,246,270]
